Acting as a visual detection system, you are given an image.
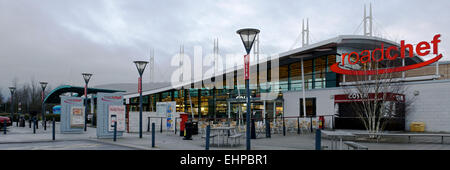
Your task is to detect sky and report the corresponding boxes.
[1,0,449,98]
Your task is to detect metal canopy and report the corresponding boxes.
[43,85,125,104]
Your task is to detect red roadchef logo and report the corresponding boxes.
[101,96,122,102]
[331,34,443,75]
[64,99,82,104]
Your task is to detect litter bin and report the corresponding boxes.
[410,122,425,132]
[19,116,25,127]
[183,121,193,140]
[191,121,198,135]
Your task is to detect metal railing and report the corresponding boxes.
[144,114,336,138]
[178,115,336,136]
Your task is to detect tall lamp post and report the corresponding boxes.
[40,82,48,130]
[9,87,16,123]
[236,28,260,150]
[134,61,148,139]
[82,73,93,132]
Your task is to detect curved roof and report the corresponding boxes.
[280,35,424,63]
[43,85,125,104]
[124,35,426,99]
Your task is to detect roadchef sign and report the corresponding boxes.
[331,34,443,75]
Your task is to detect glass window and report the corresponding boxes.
[289,62,301,91]
[299,98,316,117]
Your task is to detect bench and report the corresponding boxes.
[343,141,368,150]
[354,133,450,144]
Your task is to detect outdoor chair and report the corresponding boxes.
[299,121,305,133]
[227,128,243,147]
[287,120,296,133]
[276,121,283,134]
[230,121,237,127]
[199,123,207,134]
[255,122,265,136]
[301,120,310,133]
[201,127,217,145]
[271,121,277,134]
[312,120,317,129]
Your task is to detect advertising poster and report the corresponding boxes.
[166,102,176,130]
[70,106,85,128]
[108,105,125,132]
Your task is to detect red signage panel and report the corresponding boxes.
[244,54,250,80]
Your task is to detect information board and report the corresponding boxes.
[70,106,85,128]
[108,105,125,132]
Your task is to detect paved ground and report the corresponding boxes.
[2,121,450,150]
[0,140,136,150]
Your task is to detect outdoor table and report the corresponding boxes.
[211,126,235,147]
[322,130,355,150]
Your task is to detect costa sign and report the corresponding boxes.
[331,34,443,75]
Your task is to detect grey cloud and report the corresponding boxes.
[1,0,449,98]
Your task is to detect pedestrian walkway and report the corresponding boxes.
[3,123,450,150]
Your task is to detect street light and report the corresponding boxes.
[8,87,16,124]
[82,73,93,132]
[134,60,148,139]
[40,82,48,130]
[236,28,260,150]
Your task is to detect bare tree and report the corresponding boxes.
[0,88,4,104]
[0,88,4,113]
[342,60,415,138]
[9,78,50,115]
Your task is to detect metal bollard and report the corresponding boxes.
[3,120,6,134]
[113,121,117,142]
[174,118,177,135]
[205,125,210,150]
[152,123,155,148]
[33,117,36,134]
[147,117,150,132]
[52,118,55,141]
[283,117,286,136]
[160,117,163,133]
[251,118,256,139]
[265,117,271,138]
[297,117,300,134]
[44,120,46,131]
[315,129,321,150]
[29,119,31,128]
